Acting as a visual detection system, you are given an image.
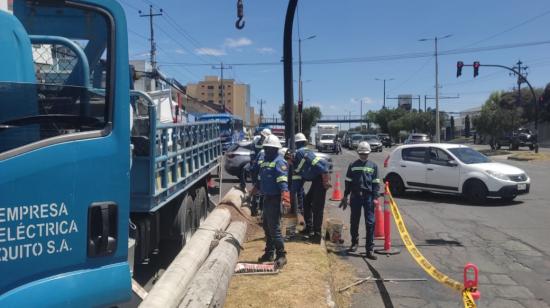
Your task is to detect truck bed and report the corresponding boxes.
[130,91,221,212]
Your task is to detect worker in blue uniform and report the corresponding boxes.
[240,128,271,190]
[339,141,380,260]
[247,128,271,215]
[255,135,290,268]
[292,133,331,244]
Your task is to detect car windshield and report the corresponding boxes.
[321,134,335,140]
[448,147,491,164]
[352,135,362,141]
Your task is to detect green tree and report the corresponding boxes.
[279,104,322,141]
[472,91,516,148]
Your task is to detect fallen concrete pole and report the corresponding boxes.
[140,208,231,308]
[179,221,247,308]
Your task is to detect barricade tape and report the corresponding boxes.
[386,191,476,308]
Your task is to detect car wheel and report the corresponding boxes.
[495,142,501,150]
[242,163,252,183]
[386,174,405,197]
[463,180,488,204]
[529,144,534,151]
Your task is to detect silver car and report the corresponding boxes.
[364,135,383,152]
[223,141,254,179]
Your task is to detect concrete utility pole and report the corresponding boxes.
[212,62,232,113]
[419,34,452,143]
[513,60,528,129]
[375,78,394,109]
[139,5,163,71]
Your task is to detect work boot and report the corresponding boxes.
[310,232,322,244]
[299,228,312,237]
[258,252,275,263]
[349,243,358,252]
[275,253,287,269]
[366,250,378,260]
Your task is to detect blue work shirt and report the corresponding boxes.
[259,154,289,196]
[250,150,265,187]
[344,159,381,197]
[294,147,328,181]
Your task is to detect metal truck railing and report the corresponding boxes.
[130,91,221,212]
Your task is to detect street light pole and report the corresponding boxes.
[375,78,394,109]
[420,34,452,143]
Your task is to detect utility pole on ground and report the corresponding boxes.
[212,62,232,113]
[375,78,394,109]
[139,5,163,71]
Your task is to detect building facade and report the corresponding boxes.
[186,76,254,125]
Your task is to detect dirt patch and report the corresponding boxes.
[225,237,332,308]
[326,247,361,308]
[508,152,550,161]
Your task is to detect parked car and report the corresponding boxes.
[377,133,392,148]
[495,128,537,150]
[224,141,254,179]
[350,134,364,149]
[364,135,383,152]
[404,133,431,144]
[384,144,530,203]
[224,143,334,182]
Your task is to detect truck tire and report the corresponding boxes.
[194,186,208,224]
[172,194,193,249]
[184,194,198,236]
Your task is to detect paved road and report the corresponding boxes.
[325,146,550,307]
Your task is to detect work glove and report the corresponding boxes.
[321,173,332,190]
[338,196,348,210]
[281,191,291,213]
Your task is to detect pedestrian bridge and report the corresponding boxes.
[261,115,364,126]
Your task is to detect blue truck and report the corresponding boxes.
[196,113,245,152]
[0,1,221,306]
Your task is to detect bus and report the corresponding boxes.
[196,113,245,152]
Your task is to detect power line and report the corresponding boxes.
[462,8,550,48]
[157,39,550,67]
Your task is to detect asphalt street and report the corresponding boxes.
[324,146,550,307]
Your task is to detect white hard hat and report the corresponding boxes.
[278,147,288,156]
[260,128,272,137]
[357,141,371,154]
[295,133,307,143]
[263,135,282,149]
[253,135,261,143]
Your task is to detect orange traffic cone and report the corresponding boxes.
[374,197,385,240]
[330,172,343,201]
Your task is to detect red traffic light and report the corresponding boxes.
[457,61,464,77]
[473,61,480,78]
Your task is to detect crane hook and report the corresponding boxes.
[235,0,245,29]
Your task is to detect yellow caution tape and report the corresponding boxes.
[462,289,476,308]
[386,191,476,308]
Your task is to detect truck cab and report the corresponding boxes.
[1,1,131,306]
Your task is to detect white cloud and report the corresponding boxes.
[195,48,226,56]
[174,48,186,55]
[257,47,276,54]
[350,97,375,104]
[224,37,253,48]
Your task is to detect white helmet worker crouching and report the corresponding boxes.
[263,135,282,149]
[357,141,371,154]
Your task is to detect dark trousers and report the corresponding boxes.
[262,195,285,255]
[350,193,375,251]
[303,175,327,234]
[239,165,248,188]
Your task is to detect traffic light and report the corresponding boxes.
[456,61,464,77]
[473,61,480,78]
[298,100,303,113]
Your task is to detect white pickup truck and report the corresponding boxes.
[316,125,339,153]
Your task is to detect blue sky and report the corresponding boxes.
[119,0,550,118]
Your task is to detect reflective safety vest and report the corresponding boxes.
[293,147,328,181]
[344,159,380,196]
[259,154,289,196]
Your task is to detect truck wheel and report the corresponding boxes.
[529,144,535,151]
[194,187,208,223]
[173,194,193,248]
[183,194,197,238]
